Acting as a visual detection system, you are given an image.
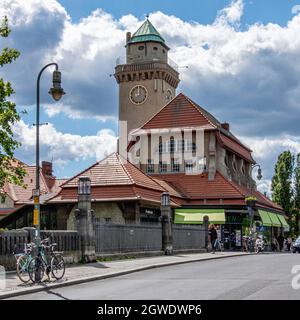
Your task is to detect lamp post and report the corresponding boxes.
[161,192,173,255]
[74,177,96,262]
[247,164,262,251]
[33,63,65,243]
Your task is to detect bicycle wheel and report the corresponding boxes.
[16,255,31,283]
[28,257,45,283]
[51,254,65,280]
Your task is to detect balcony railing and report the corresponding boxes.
[115,58,179,77]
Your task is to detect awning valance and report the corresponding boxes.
[276,214,289,228]
[258,210,288,228]
[267,212,282,227]
[258,210,273,227]
[174,209,225,225]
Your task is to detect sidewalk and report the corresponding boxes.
[0,251,250,299]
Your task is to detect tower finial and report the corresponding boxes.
[146,14,149,19]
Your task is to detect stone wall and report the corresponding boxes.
[66,202,125,229]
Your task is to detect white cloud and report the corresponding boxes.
[241,135,300,195]
[2,0,300,135]
[2,0,300,184]
[13,120,117,166]
[216,0,244,25]
[43,103,117,122]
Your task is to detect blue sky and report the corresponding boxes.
[58,0,299,26]
[1,0,300,194]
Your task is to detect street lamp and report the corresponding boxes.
[161,192,170,207]
[160,192,173,255]
[34,63,65,243]
[250,164,262,184]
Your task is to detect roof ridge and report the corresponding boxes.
[135,93,179,132]
[218,129,252,152]
[60,152,117,188]
[182,93,218,128]
[118,154,166,191]
[117,153,135,185]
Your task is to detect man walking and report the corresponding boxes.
[208,224,218,254]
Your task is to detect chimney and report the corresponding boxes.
[42,161,52,176]
[221,122,230,131]
[41,161,55,190]
[126,32,131,43]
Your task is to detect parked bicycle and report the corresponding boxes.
[14,242,36,283]
[28,238,65,283]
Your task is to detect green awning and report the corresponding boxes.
[258,210,273,227]
[174,209,225,225]
[267,212,282,227]
[277,214,289,228]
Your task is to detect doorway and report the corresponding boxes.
[222,224,242,251]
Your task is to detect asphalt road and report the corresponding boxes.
[8,253,300,300]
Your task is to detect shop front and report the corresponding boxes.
[256,209,289,247]
[174,208,244,251]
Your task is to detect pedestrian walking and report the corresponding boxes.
[277,233,284,252]
[208,224,218,254]
[286,235,293,252]
[271,236,279,251]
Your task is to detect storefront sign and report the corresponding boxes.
[226,213,243,224]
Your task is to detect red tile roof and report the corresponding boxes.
[49,153,180,206]
[140,93,218,131]
[133,93,254,165]
[154,172,244,199]
[4,163,66,205]
[216,131,255,163]
[50,153,282,212]
[61,153,165,190]
[154,171,283,212]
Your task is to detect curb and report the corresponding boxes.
[0,253,252,299]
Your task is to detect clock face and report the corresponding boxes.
[166,89,173,103]
[129,85,148,105]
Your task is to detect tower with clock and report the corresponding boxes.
[114,18,180,137]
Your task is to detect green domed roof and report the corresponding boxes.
[128,19,165,45]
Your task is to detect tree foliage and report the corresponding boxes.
[271,150,294,213]
[271,151,300,236]
[0,16,26,194]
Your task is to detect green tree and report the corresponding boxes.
[0,16,25,195]
[271,150,294,213]
[292,153,300,236]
